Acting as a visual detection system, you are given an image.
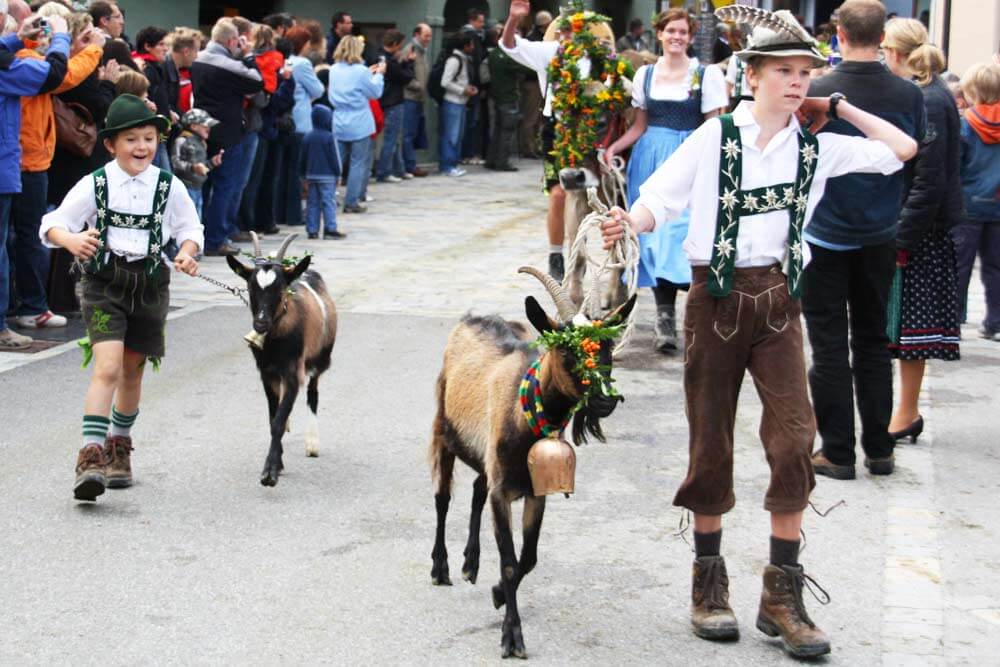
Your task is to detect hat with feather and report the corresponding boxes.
[716,6,826,68]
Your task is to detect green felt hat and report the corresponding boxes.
[99,94,171,140]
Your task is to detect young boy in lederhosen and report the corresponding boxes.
[601,9,917,659]
[40,94,203,502]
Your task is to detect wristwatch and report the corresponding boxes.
[828,92,847,120]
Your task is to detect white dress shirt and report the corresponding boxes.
[500,36,590,117]
[40,160,204,262]
[632,102,903,269]
[630,58,728,113]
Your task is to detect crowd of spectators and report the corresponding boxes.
[0,0,997,373]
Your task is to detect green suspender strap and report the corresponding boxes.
[707,114,819,298]
[89,167,172,277]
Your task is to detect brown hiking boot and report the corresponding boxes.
[104,436,133,488]
[811,449,856,480]
[757,564,831,658]
[691,555,740,640]
[74,444,108,501]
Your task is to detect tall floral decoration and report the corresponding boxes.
[546,6,633,170]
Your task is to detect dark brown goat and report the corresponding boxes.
[428,267,636,658]
[227,233,337,486]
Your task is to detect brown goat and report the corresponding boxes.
[428,267,636,658]
[227,233,338,486]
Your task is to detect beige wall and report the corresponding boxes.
[944,0,1000,77]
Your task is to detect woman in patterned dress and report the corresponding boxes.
[882,19,963,442]
[604,9,727,352]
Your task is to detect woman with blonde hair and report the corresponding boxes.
[881,18,963,442]
[328,35,385,213]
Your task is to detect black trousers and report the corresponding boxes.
[801,242,896,465]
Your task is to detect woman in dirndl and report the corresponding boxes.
[605,9,727,352]
[882,18,963,442]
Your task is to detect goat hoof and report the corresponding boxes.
[500,623,526,659]
[461,551,479,584]
[492,583,506,609]
[260,468,280,487]
[431,562,452,586]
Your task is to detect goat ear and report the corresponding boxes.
[605,293,638,325]
[283,255,312,283]
[525,296,557,334]
[226,254,253,281]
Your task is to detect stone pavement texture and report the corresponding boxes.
[1,162,998,664]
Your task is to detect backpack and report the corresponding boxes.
[428,52,462,104]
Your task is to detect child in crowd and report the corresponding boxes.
[171,108,222,218]
[114,68,155,110]
[300,104,344,239]
[38,95,203,501]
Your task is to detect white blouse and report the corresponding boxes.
[500,35,591,118]
[630,58,728,113]
[40,160,204,261]
[632,103,903,269]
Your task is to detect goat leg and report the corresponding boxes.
[461,474,488,584]
[491,495,546,609]
[430,443,455,586]
[490,488,526,659]
[261,380,298,487]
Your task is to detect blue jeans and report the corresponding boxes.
[338,136,371,208]
[239,134,269,231]
[235,132,259,231]
[9,171,51,315]
[203,134,250,250]
[377,103,405,180]
[439,100,466,173]
[402,99,425,173]
[305,180,337,234]
[186,185,203,220]
[462,93,482,159]
[0,194,12,331]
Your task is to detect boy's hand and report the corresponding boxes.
[600,207,632,250]
[193,163,209,176]
[509,0,530,20]
[64,228,101,260]
[173,252,198,276]
[210,150,224,167]
[796,97,831,134]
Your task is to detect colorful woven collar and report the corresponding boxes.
[519,357,571,438]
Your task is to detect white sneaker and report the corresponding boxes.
[446,168,467,177]
[0,327,33,350]
[15,310,67,328]
[380,175,402,183]
[402,172,414,180]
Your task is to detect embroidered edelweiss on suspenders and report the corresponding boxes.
[707,114,819,298]
[88,166,173,277]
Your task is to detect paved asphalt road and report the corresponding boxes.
[1,163,997,665]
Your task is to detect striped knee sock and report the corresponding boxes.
[110,406,138,438]
[82,415,110,448]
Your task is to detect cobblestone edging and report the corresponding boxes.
[881,377,945,666]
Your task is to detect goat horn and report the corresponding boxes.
[518,266,576,322]
[274,233,298,263]
[249,231,262,258]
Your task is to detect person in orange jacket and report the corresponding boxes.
[10,17,104,330]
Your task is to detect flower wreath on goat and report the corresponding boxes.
[546,6,634,170]
[519,314,624,438]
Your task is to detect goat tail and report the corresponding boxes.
[427,372,456,493]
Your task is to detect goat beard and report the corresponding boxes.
[571,393,623,445]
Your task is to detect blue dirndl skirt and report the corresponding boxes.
[626,125,693,287]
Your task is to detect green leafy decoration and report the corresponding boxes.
[533,318,625,413]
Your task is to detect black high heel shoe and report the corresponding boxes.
[890,416,924,443]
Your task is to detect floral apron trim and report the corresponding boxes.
[708,114,818,298]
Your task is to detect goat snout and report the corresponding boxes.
[587,392,623,418]
[253,316,272,334]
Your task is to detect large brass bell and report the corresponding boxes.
[527,437,576,496]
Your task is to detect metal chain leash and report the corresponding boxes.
[196,272,249,306]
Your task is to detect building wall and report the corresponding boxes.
[946,0,1000,78]
[121,0,200,33]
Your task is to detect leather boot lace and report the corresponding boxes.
[700,558,730,611]
[786,567,831,628]
[79,445,106,467]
